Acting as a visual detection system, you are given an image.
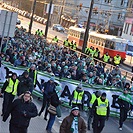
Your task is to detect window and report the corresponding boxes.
[121,0,124,5]
[80,32,84,39]
[126,24,129,34]
[124,23,128,33]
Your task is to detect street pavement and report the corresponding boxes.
[0,96,132,133]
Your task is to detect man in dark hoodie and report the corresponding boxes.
[1,73,19,116]
[118,83,133,131]
[3,91,38,133]
[92,92,110,133]
[70,84,85,111]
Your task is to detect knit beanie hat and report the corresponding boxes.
[71,107,79,112]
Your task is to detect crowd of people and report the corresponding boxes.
[0,27,129,90]
[0,27,133,133]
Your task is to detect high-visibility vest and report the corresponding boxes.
[72,90,84,104]
[94,50,99,57]
[96,97,108,116]
[90,49,95,56]
[85,48,90,54]
[103,54,110,62]
[73,43,76,50]
[64,40,69,47]
[27,69,37,85]
[36,30,39,35]
[5,78,19,95]
[39,31,44,36]
[90,93,96,108]
[114,56,121,65]
[53,38,58,42]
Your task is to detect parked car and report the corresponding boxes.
[52,24,65,32]
[16,19,21,25]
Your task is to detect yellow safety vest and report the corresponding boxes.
[64,40,69,47]
[85,48,90,54]
[5,78,19,95]
[27,69,37,85]
[94,50,99,57]
[96,97,108,116]
[90,93,96,108]
[90,49,95,56]
[72,90,84,104]
[36,30,39,35]
[114,56,121,65]
[103,54,110,62]
[39,31,43,36]
[53,38,58,42]
[73,43,76,50]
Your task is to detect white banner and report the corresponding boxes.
[0,61,133,118]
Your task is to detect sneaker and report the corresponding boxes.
[119,127,122,131]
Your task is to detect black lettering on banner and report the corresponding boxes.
[61,85,71,99]
[111,95,120,109]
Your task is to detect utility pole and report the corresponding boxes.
[28,0,36,34]
[44,0,53,38]
[59,0,65,24]
[82,0,94,53]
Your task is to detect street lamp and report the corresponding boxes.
[82,0,94,53]
[44,0,53,38]
[28,0,36,34]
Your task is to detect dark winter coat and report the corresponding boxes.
[18,76,34,95]
[3,97,38,128]
[60,112,86,133]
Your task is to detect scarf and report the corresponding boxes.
[70,117,78,133]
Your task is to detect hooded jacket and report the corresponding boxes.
[60,112,86,133]
[3,95,38,127]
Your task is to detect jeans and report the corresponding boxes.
[46,113,56,131]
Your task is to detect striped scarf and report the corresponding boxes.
[70,117,78,133]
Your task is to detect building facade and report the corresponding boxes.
[122,0,133,41]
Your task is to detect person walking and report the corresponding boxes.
[38,77,56,116]
[87,91,101,130]
[3,91,38,133]
[18,70,34,95]
[92,92,110,133]
[60,106,87,133]
[70,84,85,111]
[1,73,19,116]
[118,83,133,131]
[46,87,62,133]
[27,64,41,89]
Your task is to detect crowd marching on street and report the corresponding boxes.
[0,27,133,133]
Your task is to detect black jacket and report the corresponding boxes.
[3,98,38,127]
[18,76,34,95]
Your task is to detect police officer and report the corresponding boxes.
[63,38,69,47]
[35,29,40,35]
[70,84,85,111]
[73,42,77,50]
[87,91,101,130]
[94,48,100,59]
[103,52,110,64]
[27,64,41,89]
[52,36,58,43]
[114,54,121,65]
[39,30,44,37]
[69,41,74,49]
[85,47,90,55]
[89,47,95,57]
[92,92,110,133]
[118,83,133,131]
[1,73,19,116]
